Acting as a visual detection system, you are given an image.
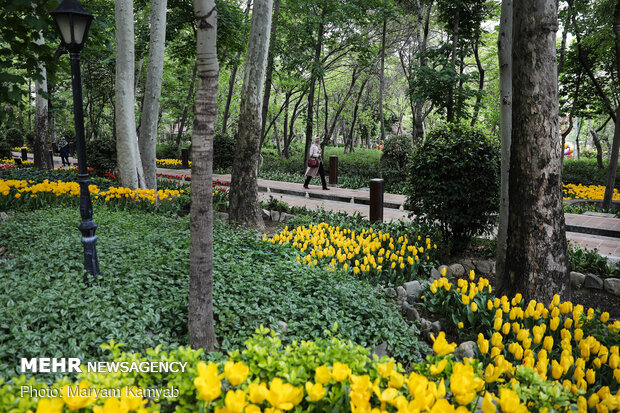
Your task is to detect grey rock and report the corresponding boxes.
[277,320,288,333]
[475,260,493,275]
[438,265,452,278]
[429,268,441,281]
[402,302,420,322]
[0,212,9,221]
[214,211,229,220]
[270,210,281,222]
[406,295,418,305]
[404,280,424,299]
[570,271,586,289]
[397,286,407,298]
[603,278,620,297]
[373,342,389,359]
[430,321,441,335]
[262,209,271,220]
[460,259,475,274]
[280,213,295,223]
[455,341,476,359]
[385,288,397,298]
[584,273,604,290]
[449,263,465,277]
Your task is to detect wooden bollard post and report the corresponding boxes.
[181,148,189,169]
[329,155,338,185]
[370,178,384,223]
[49,150,55,167]
[21,148,28,161]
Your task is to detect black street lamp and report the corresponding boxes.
[51,0,99,278]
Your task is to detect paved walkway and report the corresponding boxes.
[8,152,620,261]
[156,168,620,262]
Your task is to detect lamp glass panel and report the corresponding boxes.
[72,14,89,45]
[55,14,73,44]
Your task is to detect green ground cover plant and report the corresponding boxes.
[0,207,424,381]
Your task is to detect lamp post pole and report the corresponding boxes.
[51,0,99,278]
[69,50,99,277]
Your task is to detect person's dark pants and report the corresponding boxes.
[304,162,328,189]
[60,153,69,166]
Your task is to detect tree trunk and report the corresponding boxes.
[222,0,252,136]
[260,0,280,146]
[470,40,485,127]
[500,0,569,304]
[229,0,273,229]
[348,78,368,153]
[446,5,460,123]
[33,33,52,170]
[115,0,145,189]
[304,22,324,162]
[138,0,167,189]
[590,127,605,169]
[602,0,620,209]
[379,17,387,141]
[188,0,218,352]
[495,0,512,294]
[176,63,198,147]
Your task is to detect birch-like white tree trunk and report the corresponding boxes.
[138,0,167,189]
[115,0,145,189]
[188,0,218,351]
[228,0,273,229]
[33,32,52,169]
[495,0,512,293]
[501,0,569,303]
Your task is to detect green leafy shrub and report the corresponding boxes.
[563,158,620,187]
[86,136,117,175]
[156,141,181,159]
[0,207,424,380]
[5,128,23,147]
[25,131,35,147]
[380,135,412,191]
[568,245,620,279]
[214,132,236,170]
[405,123,500,253]
[0,140,11,158]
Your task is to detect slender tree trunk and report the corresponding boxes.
[590,127,605,169]
[176,63,198,147]
[229,0,273,229]
[500,0,569,304]
[470,40,485,127]
[496,0,512,293]
[188,0,218,351]
[379,17,387,140]
[222,0,252,135]
[138,0,167,189]
[304,21,324,162]
[446,5,460,123]
[348,78,368,153]
[282,92,289,157]
[33,33,52,169]
[602,0,620,209]
[324,68,360,148]
[115,0,145,189]
[260,0,280,146]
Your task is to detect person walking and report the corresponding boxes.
[58,137,70,166]
[304,136,329,190]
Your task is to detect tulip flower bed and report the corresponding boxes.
[1,326,588,412]
[1,158,34,166]
[263,222,438,286]
[0,179,185,213]
[156,158,191,169]
[421,273,620,410]
[563,183,620,202]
